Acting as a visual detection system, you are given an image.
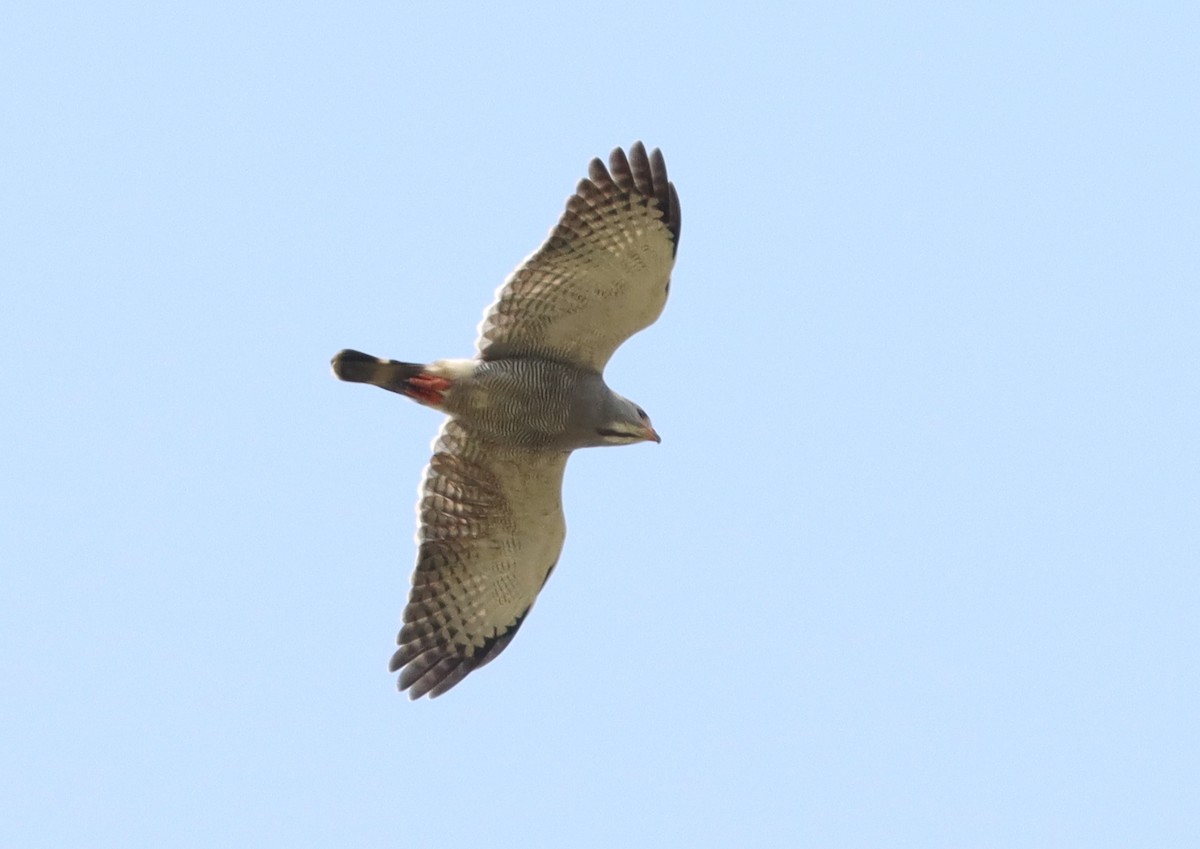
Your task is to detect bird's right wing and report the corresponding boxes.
[390,419,569,698]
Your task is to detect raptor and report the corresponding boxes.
[332,142,680,698]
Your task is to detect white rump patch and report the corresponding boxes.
[426,358,478,380]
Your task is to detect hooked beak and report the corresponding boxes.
[644,425,662,444]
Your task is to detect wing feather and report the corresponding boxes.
[476,142,681,371]
[389,419,568,698]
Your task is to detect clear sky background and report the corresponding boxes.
[3,2,1197,847]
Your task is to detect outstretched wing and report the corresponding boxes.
[476,142,681,372]
[390,419,569,698]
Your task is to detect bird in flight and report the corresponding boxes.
[332,142,681,698]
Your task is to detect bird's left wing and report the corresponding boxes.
[476,142,681,372]
[390,419,569,698]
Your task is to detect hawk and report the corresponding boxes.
[332,142,681,698]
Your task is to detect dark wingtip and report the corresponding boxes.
[664,179,681,255]
[624,141,681,255]
[390,610,531,699]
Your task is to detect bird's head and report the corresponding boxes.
[593,393,661,446]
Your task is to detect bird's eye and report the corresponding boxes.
[635,406,647,420]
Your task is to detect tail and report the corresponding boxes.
[331,349,425,395]
[331,349,456,407]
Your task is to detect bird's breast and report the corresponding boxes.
[443,359,583,449]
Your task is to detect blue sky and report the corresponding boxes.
[3,2,1197,846]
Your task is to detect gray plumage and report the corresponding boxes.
[332,142,680,698]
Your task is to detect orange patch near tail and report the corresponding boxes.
[405,373,453,407]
